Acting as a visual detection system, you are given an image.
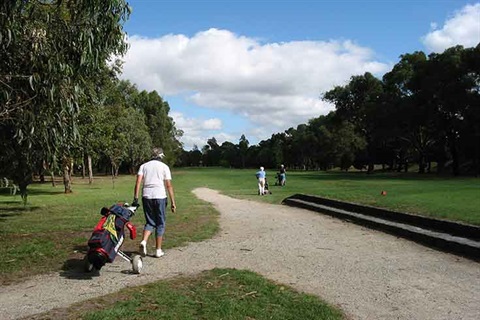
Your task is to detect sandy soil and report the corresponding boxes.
[1,188,479,320]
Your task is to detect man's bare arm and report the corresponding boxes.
[165,179,176,212]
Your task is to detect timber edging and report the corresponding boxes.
[282,194,480,261]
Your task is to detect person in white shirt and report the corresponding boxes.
[133,147,176,258]
[255,166,266,195]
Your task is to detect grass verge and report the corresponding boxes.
[28,268,344,320]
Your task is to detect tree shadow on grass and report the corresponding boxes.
[0,205,41,222]
[298,171,446,182]
[0,187,64,197]
[25,188,65,196]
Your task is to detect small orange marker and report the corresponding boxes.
[381,191,387,196]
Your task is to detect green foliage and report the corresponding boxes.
[134,90,183,166]
[0,0,131,194]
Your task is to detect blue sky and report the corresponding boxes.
[120,0,480,150]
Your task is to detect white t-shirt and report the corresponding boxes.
[137,159,172,199]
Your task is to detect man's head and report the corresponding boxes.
[152,147,165,159]
[260,166,264,171]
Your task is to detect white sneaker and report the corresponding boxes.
[139,241,147,257]
[155,249,165,258]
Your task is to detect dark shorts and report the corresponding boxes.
[142,197,167,236]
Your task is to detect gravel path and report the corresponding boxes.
[1,188,479,320]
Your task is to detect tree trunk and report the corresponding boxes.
[38,160,46,183]
[367,162,374,173]
[418,153,425,174]
[70,158,74,180]
[111,164,116,188]
[63,158,72,193]
[50,169,56,187]
[14,172,32,205]
[449,134,460,176]
[88,155,93,184]
[19,182,28,204]
[82,154,86,179]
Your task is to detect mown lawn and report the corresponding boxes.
[178,167,480,225]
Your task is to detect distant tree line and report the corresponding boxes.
[0,1,181,200]
[179,45,480,176]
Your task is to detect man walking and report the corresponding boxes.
[133,147,176,258]
[256,166,266,195]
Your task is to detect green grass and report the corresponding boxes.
[31,268,343,320]
[0,174,219,284]
[176,167,480,225]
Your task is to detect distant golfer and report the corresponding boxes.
[256,166,266,195]
[279,164,286,186]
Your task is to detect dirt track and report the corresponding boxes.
[1,188,479,319]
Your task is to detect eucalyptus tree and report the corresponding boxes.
[292,124,318,170]
[202,137,221,166]
[382,51,438,173]
[191,145,203,166]
[238,134,249,168]
[78,101,108,183]
[461,45,480,175]
[269,132,287,169]
[219,141,239,168]
[425,46,479,175]
[123,109,152,174]
[0,0,130,197]
[95,79,152,178]
[256,139,275,169]
[323,72,384,172]
[185,145,203,166]
[77,67,115,184]
[134,90,182,166]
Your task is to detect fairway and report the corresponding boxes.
[176,167,480,225]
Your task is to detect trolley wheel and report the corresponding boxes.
[83,255,94,273]
[132,255,143,274]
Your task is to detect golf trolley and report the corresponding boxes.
[84,203,143,274]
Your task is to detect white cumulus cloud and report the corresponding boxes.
[171,111,232,149]
[121,28,390,148]
[422,3,480,53]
